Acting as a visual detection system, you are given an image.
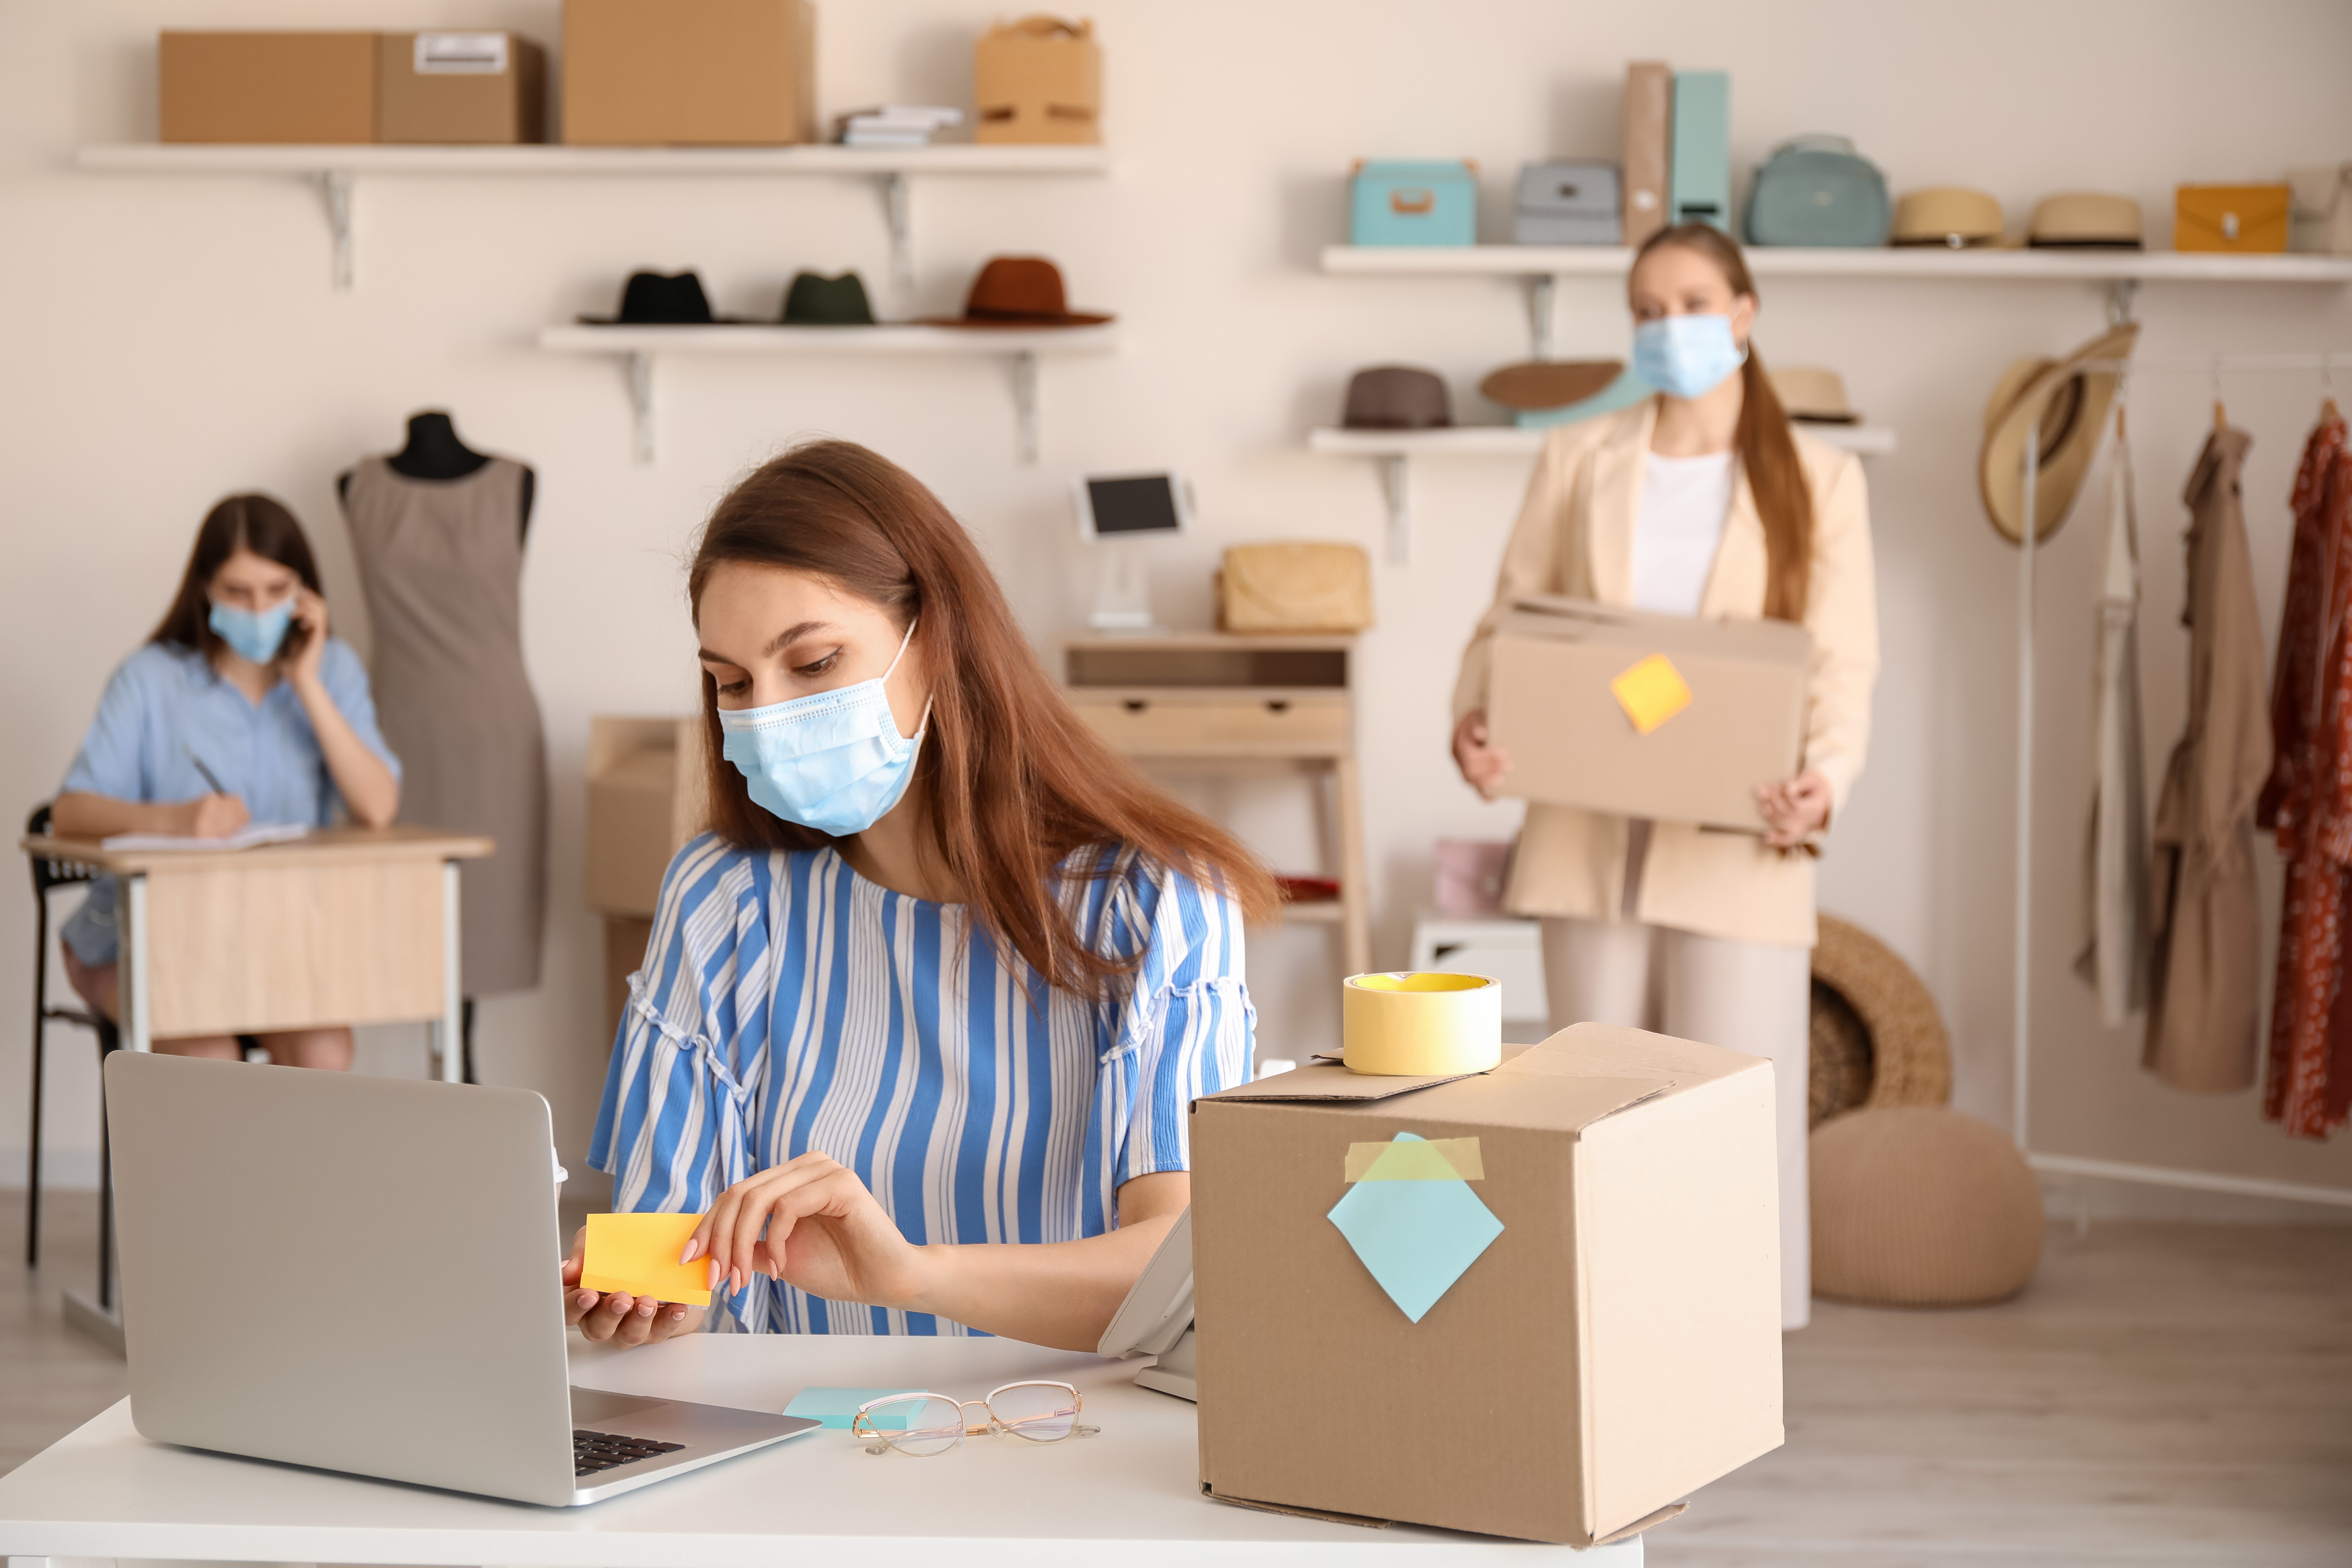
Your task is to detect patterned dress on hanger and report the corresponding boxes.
[2259,412,2352,1139]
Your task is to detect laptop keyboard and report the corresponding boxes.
[574,1429,686,1479]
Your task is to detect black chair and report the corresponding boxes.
[24,803,122,1304]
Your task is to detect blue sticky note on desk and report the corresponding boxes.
[783,1386,925,1429]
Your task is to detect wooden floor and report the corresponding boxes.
[5,1195,2348,1562]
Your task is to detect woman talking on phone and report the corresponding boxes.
[569,441,1273,1351]
[1450,225,1879,1330]
[50,493,402,1069]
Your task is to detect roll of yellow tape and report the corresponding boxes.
[1341,972,1503,1076]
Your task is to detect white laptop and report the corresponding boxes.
[104,1051,819,1506]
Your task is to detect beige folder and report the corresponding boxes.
[1621,61,1673,248]
[1487,594,1810,832]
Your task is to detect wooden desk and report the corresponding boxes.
[20,827,493,1072]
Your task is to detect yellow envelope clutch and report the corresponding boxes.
[1610,653,1694,736]
[580,1212,712,1307]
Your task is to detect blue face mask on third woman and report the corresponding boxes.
[717,620,930,838]
[1631,313,1748,400]
[208,596,295,665]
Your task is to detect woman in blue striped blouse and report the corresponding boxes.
[570,441,1278,1351]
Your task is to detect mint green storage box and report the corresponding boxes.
[1352,161,1478,246]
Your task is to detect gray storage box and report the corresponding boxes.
[1515,161,1622,245]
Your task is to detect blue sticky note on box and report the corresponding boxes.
[1327,1132,1505,1322]
[782,1386,924,1429]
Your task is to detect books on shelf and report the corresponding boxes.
[833,105,964,148]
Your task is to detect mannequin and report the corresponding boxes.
[339,411,534,534]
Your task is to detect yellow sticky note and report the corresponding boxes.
[1610,653,1694,736]
[580,1213,712,1307]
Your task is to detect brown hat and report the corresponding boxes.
[1479,359,1622,411]
[1890,187,2004,248]
[1979,323,2138,544]
[919,255,1111,328]
[1770,366,1858,424]
[2028,192,2144,249]
[1343,366,1451,429]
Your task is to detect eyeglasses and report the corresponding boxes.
[849,1381,1100,1457]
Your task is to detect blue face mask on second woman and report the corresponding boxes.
[208,595,295,665]
[1631,313,1749,400]
[717,619,930,838]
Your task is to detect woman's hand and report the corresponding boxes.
[176,792,251,839]
[1452,711,1513,800]
[282,587,330,690]
[686,1153,927,1311]
[561,1227,704,1347]
[1756,769,1833,848]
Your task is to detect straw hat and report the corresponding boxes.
[1770,366,1858,424]
[1978,323,2139,544]
[1809,913,1952,1122]
[2028,192,2144,249]
[1891,187,2003,248]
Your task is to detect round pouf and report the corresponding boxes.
[1811,1106,2045,1308]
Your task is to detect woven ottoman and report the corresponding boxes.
[1811,1105,2045,1307]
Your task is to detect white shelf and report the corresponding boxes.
[76,142,1110,290]
[1321,244,2352,284]
[1309,423,1897,457]
[1309,422,1894,564]
[540,324,1120,465]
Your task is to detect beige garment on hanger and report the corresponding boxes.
[2076,410,2153,1025]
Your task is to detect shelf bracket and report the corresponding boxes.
[1011,350,1040,465]
[320,170,354,290]
[2104,278,2140,326]
[1525,273,1556,361]
[881,173,913,299]
[1379,454,1410,565]
[626,352,655,464]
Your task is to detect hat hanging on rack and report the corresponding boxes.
[1979,322,2140,545]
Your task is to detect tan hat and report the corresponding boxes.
[1769,366,1858,424]
[1478,359,1622,411]
[2028,192,2144,249]
[1891,187,2003,247]
[1979,323,2138,544]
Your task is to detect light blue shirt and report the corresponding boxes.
[590,835,1254,1335]
[57,639,400,965]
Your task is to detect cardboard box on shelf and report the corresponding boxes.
[974,15,1101,145]
[588,716,709,1041]
[562,0,815,146]
[1485,594,1808,832]
[1192,1022,1783,1546]
[160,31,379,144]
[378,32,546,144]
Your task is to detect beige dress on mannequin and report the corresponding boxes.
[343,456,547,996]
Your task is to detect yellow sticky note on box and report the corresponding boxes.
[1610,653,1693,736]
[580,1212,712,1307]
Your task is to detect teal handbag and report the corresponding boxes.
[1745,136,1891,247]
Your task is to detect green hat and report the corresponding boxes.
[781,271,877,326]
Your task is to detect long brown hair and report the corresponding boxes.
[150,493,323,658]
[1632,224,1814,621]
[689,440,1279,999]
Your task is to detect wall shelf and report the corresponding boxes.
[76,143,1111,292]
[1322,244,2352,284]
[1308,422,1897,564]
[538,323,1119,464]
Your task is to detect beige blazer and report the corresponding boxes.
[1451,398,1880,948]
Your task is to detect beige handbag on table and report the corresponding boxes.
[1217,542,1374,632]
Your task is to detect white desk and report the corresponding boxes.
[0,1334,1641,1566]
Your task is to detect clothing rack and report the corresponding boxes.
[2011,346,2352,1210]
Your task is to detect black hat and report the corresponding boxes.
[1343,365,1452,429]
[782,271,877,326]
[579,271,747,326]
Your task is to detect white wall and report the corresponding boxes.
[8,0,2352,1213]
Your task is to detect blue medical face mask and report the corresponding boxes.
[208,594,295,665]
[1631,313,1749,400]
[718,619,929,838]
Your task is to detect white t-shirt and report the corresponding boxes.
[1630,450,1736,616]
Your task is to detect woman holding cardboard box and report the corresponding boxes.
[567,440,1274,1350]
[1450,224,1879,1331]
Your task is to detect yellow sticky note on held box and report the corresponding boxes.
[1610,653,1693,736]
[580,1212,712,1307]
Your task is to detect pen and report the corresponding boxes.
[186,749,227,796]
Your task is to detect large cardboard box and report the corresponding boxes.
[1192,1023,1783,1546]
[378,32,547,144]
[160,32,378,144]
[974,15,1102,145]
[1487,594,1808,831]
[562,0,815,146]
